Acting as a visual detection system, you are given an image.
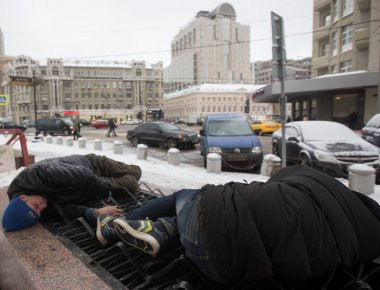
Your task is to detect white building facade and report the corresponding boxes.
[163,84,271,123]
[164,3,252,93]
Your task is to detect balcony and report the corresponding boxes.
[357,0,370,11]
[312,55,329,69]
[313,27,330,40]
[314,0,330,11]
[355,28,369,50]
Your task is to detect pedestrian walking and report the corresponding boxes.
[73,119,80,140]
[106,119,117,137]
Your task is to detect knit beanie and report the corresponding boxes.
[2,196,40,232]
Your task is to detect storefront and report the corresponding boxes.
[252,71,379,129]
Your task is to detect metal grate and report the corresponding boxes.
[43,188,380,290]
[44,189,215,290]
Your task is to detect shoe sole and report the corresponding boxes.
[113,218,160,256]
[96,217,108,247]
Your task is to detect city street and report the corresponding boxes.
[26,124,274,171]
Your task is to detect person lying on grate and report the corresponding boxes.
[2,154,141,232]
[95,165,380,288]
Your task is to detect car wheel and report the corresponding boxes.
[63,130,69,136]
[300,154,312,167]
[40,130,46,136]
[167,138,177,149]
[258,130,263,136]
[131,136,139,146]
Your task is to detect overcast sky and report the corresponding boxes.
[1,0,313,67]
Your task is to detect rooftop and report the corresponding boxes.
[164,83,265,99]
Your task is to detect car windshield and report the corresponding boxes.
[367,114,380,127]
[63,118,73,126]
[300,122,359,141]
[208,119,253,136]
[158,123,180,131]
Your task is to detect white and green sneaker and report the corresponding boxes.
[96,214,116,246]
[113,218,168,257]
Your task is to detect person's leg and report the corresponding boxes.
[176,192,222,284]
[85,154,142,194]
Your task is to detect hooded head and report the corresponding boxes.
[2,195,47,232]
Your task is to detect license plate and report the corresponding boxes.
[225,154,248,161]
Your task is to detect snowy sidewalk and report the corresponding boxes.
[1,134,379,204]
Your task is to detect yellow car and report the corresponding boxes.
[250,119,281,136]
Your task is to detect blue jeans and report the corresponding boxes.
[124,189,221,283]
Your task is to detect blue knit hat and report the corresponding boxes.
[2,196,40,231]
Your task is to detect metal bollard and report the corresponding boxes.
[78,138,86,148]
[114,141,123,154]
[348,164,376,195]
[46,136,53,144]
[94,139,102,151]
[137,144,148,160]
[168,148,180,166]
[56,137,63,145]
[66,137,73,146]
[207,153,221,174]
[260,154,282,177]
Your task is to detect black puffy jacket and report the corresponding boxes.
[7,155,110,220]
[199,165,380,287]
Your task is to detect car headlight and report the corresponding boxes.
[252,146,262,154]
[209,147,222,153]
[313,150,337,163]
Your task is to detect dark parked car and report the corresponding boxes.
[361,113,380,147]
[272,121,379,178]
[127,121,199,149]
[78,119,91,126]
[36,118,73,136]
[0,121,27,131]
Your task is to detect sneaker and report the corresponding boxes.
[113,218,166,256]
[96,214,116,246]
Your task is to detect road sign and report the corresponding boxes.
[9,76,33,86]
[0,95,9,106]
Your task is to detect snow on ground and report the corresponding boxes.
[1,134,380,204]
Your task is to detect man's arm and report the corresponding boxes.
[40,162,110,197]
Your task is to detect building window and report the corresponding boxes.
[342,0,353,16]
[332,0,339,22]
[321,11,331,27]
[340,60,352,72]
[331,31,337,56]
[330,64,337,73]
[317,67,329,76]
[320,40,329,56]
[341,25,352,52]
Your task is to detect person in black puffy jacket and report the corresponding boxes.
[2,154,141,232]
[96,165,380,288]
